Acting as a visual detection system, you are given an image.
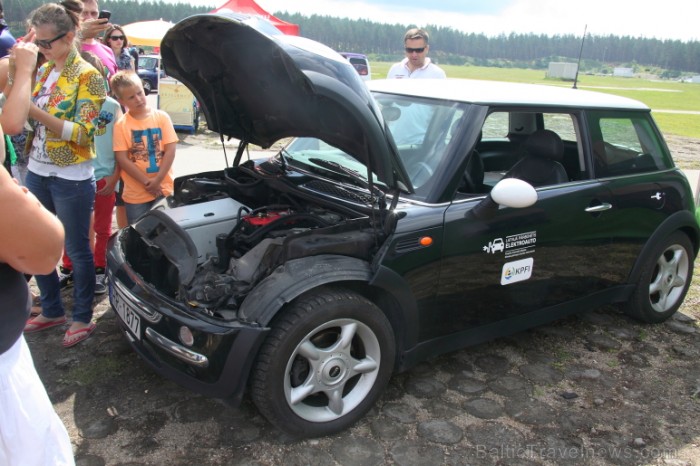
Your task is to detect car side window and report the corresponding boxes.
[466,111,583,197]
[481,112,508,139]
[587,111,671,177]
[543,113,577,141]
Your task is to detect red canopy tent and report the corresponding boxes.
[211,0,300,35]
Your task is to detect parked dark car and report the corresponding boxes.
[107,12,698,438]
[136,54,164,95]
[339,52,371,80]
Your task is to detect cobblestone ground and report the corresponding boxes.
[26,293,700,466]
[23,135,700,466]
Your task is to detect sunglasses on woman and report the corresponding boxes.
[109,35,125,41]
[34,32,67,50]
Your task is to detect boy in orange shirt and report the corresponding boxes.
[111,71,177,223]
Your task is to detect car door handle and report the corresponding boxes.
[585,202,612,213]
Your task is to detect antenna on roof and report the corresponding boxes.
[573,24,587,89]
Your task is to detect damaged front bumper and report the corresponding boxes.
[107,229,269,403]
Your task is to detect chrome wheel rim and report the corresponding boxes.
[283,318,381,423]
[649,243,689,313]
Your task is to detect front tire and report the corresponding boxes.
[142,79,152,95]
[251,287,395,437]
[624,231,693,323]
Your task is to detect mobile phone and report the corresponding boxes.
[98,10,111,21]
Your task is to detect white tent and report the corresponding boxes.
[122,20,174,48]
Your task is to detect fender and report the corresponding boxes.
[237,255,421,348]
[627,210,699,284]
[238,255,373,324]
[368,264,420,351]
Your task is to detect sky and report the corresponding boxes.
[205,0,699,42]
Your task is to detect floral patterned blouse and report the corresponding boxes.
[27,48,106,167]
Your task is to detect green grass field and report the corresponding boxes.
[371,63,700,138]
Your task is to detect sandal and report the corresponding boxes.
[24,316,67,333]
[63,322,97,348]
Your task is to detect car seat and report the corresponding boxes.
[504,129,569,187]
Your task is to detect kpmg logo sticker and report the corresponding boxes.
[501,257,534,285]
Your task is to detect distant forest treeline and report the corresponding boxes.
[3,0,212,35]
[5,0,700,74]
[282,13,700,75]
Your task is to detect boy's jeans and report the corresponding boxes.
[125,197,161,224]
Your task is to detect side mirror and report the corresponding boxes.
[468,178,537,220]
[491,178,537,208]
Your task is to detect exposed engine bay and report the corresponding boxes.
[119,160,383,317]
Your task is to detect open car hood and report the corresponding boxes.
[161,13,412,192]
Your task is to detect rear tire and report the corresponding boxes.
[624,231,693,323]
[251,287,395,437]
[142,79,152,95]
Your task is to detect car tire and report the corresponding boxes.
[142,79,152,95]
[250,286,395,437]
[623,231,693,323]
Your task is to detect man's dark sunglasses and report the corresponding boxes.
[405,47,426,54]
[35,32,68,49]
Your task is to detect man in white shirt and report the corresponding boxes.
[386,29,446,145]
[387,28,446,79]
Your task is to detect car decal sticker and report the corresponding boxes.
[501,257,534,285]
[483,238,504,254]
[483,231,537,258]
[504,231,537,258]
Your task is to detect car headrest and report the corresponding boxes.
[523,129,564,162]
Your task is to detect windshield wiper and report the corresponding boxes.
[309,158,388,212]
[308,157,365,181]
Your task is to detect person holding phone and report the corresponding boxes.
[74,0,117,77]
[52,0,117,293]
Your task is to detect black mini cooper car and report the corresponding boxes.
[107,12,698,437]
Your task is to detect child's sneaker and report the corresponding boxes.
[58,266,74,289]
[95,269,108,295]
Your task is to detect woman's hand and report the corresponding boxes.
[11,41,39,78]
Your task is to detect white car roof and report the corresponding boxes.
[367,78,649,111]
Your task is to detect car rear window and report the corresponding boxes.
[586,111,672,177]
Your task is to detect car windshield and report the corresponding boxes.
[139,57,158,70]
[376,92,469,193]
[282,93,468,197]
[282,137,379,187]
